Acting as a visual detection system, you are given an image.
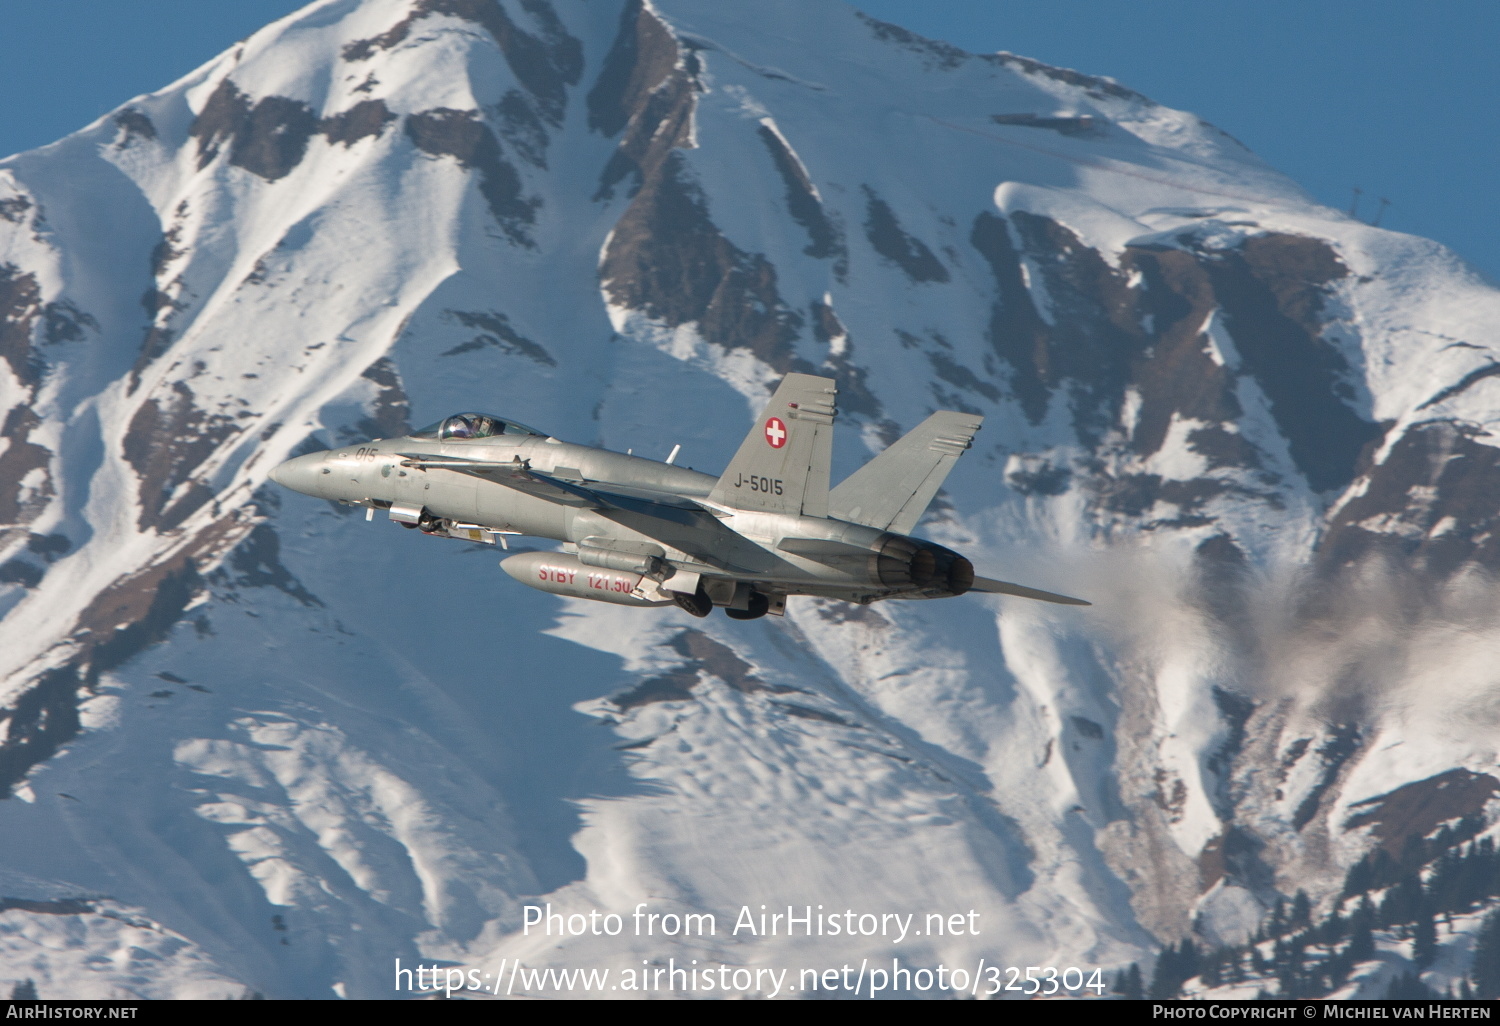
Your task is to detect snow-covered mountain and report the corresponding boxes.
[2,0,1498,999]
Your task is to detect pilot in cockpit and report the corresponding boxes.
[410,413,548,441]
[441,413,491,439]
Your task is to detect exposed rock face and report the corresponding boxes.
[759,124,843,264]
[346,0,582,121]
[406,108,536,243]
[603,151,803,369]
[594,3,805,370]
[612,629,781,709]
[0,266,52,540]
[1321,422,1500,573]
[0,262,44,388]
[320,99,397,147]
[357,357,412,438]
[122,382,239,532]
[438,310,555,365]
[0,407,53,531]
[863,185,948,283]
[587,0,682,145]
[1,0,1498,999]
[113,108,157,146]
[192,80,401,182]
[967,207,1395,539]
[0,518,237,796]
[1343,769,1500,856]
[191,80,321,181]
[587,0,697,212]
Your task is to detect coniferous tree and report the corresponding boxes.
[1201,950,1222,988]
[1399,834,1426,873]
[1348,897,1376,963]
[1276,959,1301,999]
[1467,838,1500,910]
[1124,962,1143,1000]
[1325,944,1350,990]
[1386,971,1432,999]
[1226,949,1245,984]
[1373,848,1401,892]
[10,979,37,1000]
[1148,940,1202,999]
[1272,937,1291,973]
[1268,896,1287,938]
[1430,848,1461,913]
[1474,906,1500,1000]
[1291,890,1312,931]
[1179,938,1200,983]
[1412,899,1437,968]
[1343,854,1373,899]
[1148,947,1176,999]
[1380,872,1423,932]
[1322,905,1348,945]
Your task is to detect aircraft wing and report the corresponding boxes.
[398,453,765,573]
[398,454,600,507]
[971,575,1091,606]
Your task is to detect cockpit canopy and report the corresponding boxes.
[410,413,548,441]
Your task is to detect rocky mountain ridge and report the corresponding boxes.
[0,0,1497,998]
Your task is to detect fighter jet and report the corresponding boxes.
[268,373,1088,619]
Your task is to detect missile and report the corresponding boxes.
[499,551,673,607]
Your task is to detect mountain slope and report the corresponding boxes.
[1,0,1498,998]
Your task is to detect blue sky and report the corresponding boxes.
[1,1,1495,281]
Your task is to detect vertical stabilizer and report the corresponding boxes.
[708,374,836,517]
[829,411,982,534]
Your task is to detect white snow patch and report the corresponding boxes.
[994,181,1149,267]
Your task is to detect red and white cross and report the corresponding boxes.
[764,417,787,448]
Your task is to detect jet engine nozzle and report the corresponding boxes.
[870,534,972,594]
[938,552,974,596]
[871,534,934,587]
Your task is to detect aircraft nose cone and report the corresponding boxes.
[268,453,325,495]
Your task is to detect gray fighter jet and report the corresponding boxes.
[268,373,1088,619]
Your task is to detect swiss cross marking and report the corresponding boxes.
[764,417,788,449]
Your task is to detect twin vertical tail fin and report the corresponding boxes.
[708,376,980,533]
[829,411,983,535]
[708,373,836,517]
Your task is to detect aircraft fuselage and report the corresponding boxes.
[268,376,1089,618]
[270,434,967,606]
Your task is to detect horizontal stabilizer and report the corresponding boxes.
[830,411,982,535]
[971,575,1090,606]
